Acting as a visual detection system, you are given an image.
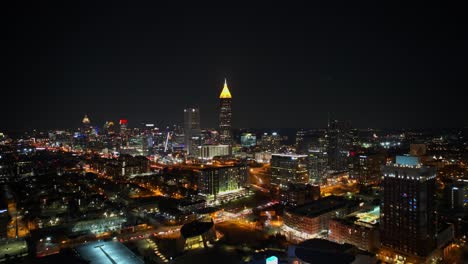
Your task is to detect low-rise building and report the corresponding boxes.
[71,216,126,234]
[177,219,216,252]
[199,145,230,159]
[177,198,206,213]
[98,155,150,178]
[283,196,360,237]
[254,151,272,163]
[280,183,320,207]
[328,206,380,252]
[288,239,376,264]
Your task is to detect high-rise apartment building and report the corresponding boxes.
[380,155,437,261]
[259,132,282,152]
[295,130,328,184]
[119,119,128,135]
[271,154,309,189]
[348,152,386,185]
[296,130,325,155]
[327,119,352,172]
[196,165,247,197]
[307,149,328,185]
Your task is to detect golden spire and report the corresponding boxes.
[82,114,90,124]
[219,78,232,99]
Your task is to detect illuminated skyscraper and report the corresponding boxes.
[271,154,309,189]
[184,107,201,156]
[103,121,115,135]
[219,79,232,145]
[259,132,281,152]
[82,114,90,126]
[326,119,352,171]
[119,119,128,135]
[82,114,91,135]
[380,155,437,261]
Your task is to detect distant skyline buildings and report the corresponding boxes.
[2,88,467,134]
[5,3,468,132]
[81,114,92,135]
[3,75,467,135]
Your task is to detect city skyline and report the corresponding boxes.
[5,2,467,132]
[2,2,467,264]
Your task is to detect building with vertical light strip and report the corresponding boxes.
[219,79,232,146]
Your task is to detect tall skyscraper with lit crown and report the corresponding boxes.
[82,114,92,135]
[219,79,232,145]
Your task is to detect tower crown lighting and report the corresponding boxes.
[219,78,232,99]
[82,114,90,124]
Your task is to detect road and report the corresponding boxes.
[249,164,270,187]
[320,182,359,196]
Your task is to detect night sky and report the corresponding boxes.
[5,2,467,132]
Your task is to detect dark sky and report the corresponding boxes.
[5,2,467,132]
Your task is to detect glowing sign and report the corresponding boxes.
[119,119,128,125]
[266,256,278,264]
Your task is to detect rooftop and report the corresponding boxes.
[180,219,214,238]
[271,153,308,158]
[395,155,420,166]
[333,206,380,228]
[287,196,358,218]
[75,240,143,264]
[294,239,355,264]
